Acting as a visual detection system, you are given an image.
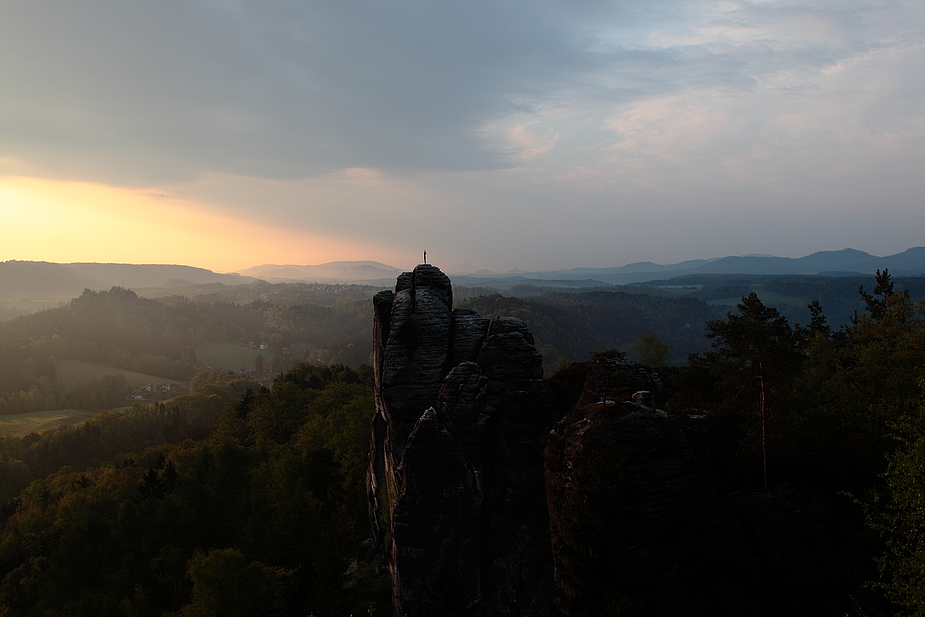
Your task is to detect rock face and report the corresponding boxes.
[367,265,844,616]
[573,353,663,407]
[367,265,558,616]
[543,360,847,616]
[545,402,769,615]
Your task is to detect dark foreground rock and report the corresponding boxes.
[368,264,851,617]
[368,265,558,617]
[545,402,768,615]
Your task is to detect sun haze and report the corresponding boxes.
[2,3,924,271]
[0,176,377,272]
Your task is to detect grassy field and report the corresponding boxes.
[0,409,97,437]
[56,360,187,389]
[196,343,268,372]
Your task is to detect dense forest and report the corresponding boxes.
[4,272,909,417]
[0,280,731,416]
[459,291,721,373]
[2,271,925,613]
[664,270,925,614]
[0,284,375,416]
[0,364,387,616]
[635,273,925,326]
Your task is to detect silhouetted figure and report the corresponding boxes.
[423,250,427,264]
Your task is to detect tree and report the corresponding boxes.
[632,330,672,369]
[828,272,925,472]
[178,548,292,617]
[864,379,925,614]
[856,268,908,324]
[805,299,831,337]
[705,292,803,489]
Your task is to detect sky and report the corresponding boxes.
[2,1,923,274]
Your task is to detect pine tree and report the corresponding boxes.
[705,293,803,489]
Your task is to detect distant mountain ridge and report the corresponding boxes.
[449,247,925,286]
[3,248,923,301]
[0,261,253,300]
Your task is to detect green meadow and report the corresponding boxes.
[0,408,97,437]
[195,342,268,371]
[56,359,186,389]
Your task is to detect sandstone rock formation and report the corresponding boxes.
[367,264,844,616]
[544,359,846,615]
[545,402,769,615]
[367,264,558,616]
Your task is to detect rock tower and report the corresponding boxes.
[366,264,558,616]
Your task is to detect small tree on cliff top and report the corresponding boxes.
[633,330,672,369]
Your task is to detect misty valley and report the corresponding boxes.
[7,0,924,611]
[1,261,925,615]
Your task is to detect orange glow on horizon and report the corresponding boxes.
[0,176,365,272]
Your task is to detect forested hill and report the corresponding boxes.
[0,279,731,418]
[0,285,375,416]
[4,270,925,613]
[7,271,916,389]
[459,291,724,371]
[8,272,915,419]
[633,273,925,328]
[3,284,376,365]
[0,364,388,615]
[0,261,254,299]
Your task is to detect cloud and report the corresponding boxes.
[0,175,381,272]
[2,1,923,270]
[4,2,916,176]
[1,1,603,184]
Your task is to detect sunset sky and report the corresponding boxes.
[2,1,923,273]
